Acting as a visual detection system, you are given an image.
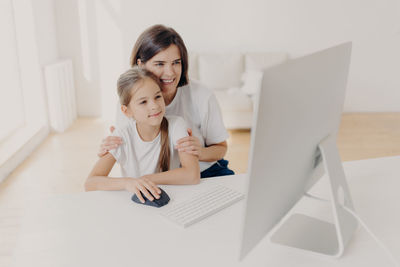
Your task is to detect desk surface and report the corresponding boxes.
[13,156,400,267]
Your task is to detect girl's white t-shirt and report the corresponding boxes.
[116,80,229,172]
[109,115,188,178]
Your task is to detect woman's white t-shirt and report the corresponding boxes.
[116,81,229,172]
[109,115,188,178]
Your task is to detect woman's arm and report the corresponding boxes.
[85,153,161,202]
[143,151,200,185]
[175,129,227,162]
[197,141,227,162]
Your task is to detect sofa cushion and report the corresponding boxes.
[188,51,199,80]
[214,88,253,112]
[245,52,288,71]
[198,53,244,90]
[240,70,263,96]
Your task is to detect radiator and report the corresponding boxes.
[44,60,77,132]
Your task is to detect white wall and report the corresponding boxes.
[54,0,102,117]
[54,0,400,116]
[32,0,59,66]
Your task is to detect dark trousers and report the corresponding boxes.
[200,159,235,178]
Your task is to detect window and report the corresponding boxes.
[0,0,25,142]
[0,0,48,181]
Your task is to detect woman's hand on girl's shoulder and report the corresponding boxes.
[97,126,123,157]
[175,128,203,158]
[124,177,161,203]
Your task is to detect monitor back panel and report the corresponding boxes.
[240,42,352,259]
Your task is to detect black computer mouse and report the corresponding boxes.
[131,187,170,208]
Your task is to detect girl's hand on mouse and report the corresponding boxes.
[125,177,161,203]
[97,126,123,157]
[175,128,203,158]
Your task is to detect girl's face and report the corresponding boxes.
[139,45,182,105]
[123,77,166,127]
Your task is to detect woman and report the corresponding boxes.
[99,24,234,178]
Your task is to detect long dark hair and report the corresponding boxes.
[117,66,170,172]
[130,24,189,87]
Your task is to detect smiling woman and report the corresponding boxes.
[99,24,235,178]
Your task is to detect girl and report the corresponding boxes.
[98,24,235,178]
[85,67,200,203]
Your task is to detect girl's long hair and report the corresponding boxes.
[117,66,170,172]
[158,117,170,172]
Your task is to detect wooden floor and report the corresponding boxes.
[1,113,400,266]
[227,113,400,173]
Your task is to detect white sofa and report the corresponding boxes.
[188,51,288,129]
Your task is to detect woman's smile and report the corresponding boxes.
[160,78,175,85]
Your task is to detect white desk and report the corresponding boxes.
[13,156,400,267]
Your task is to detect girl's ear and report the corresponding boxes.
[121,105,133,117]
[137,59,143,67]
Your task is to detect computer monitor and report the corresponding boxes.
[239,42,358,260]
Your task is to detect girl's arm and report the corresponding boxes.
[143,151,200,185]
[85,153,161,202]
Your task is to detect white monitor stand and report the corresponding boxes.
[270,134,358,257]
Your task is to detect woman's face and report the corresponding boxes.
[139,45,182,105]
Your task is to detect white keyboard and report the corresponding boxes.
[160,184,245,228]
